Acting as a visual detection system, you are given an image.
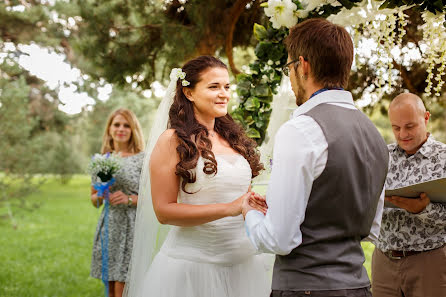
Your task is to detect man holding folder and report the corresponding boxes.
[372,93,446,297]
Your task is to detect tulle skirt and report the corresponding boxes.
[137,250,272,297]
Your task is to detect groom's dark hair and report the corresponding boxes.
[285,18,353,89]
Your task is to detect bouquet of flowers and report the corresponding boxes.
[88,152,122,185]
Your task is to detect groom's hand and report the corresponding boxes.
[251,193,268,210]
[242,192,268,219]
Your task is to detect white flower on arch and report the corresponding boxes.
[264,0,298,29]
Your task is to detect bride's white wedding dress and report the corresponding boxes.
[136,154,271,297]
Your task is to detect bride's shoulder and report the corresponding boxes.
[153,129,179,157]
[158,129,179,145]
[160,128,176,138]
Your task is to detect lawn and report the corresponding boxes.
[0,176,375,297]
[0,176,103,297]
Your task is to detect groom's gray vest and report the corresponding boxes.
[272,103,389,291]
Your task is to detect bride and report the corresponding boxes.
[124,55,271,297]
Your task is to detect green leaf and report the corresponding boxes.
[253,23,268,41]
[236,73,251,82]
[255,118,265,128]
[379,0,392,9]
[258,96,272,103]
[292,0,304,10]
[433,0,444,11]
[244,97,260,111]
[268,43,287,61]
[245,116,255,125]
[261,102,272,111]
[246,128,261,138]
[255,41,286,61]
[337,0,356,10]
[236,74,252,97]
[251,84,272,97]
[231,112,245,126]
[254,41,273,59]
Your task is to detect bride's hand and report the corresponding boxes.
[227,192,252,217]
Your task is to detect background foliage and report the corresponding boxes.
[1,0,445,208]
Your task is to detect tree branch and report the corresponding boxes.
[225,0,253,75]
[392,59,417,94]
[111,24,162,31]
[111,23,194,32]
[60,38,76,66]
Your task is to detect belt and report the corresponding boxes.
[384,244,445,260]
[384,250,422,260]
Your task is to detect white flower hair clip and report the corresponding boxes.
[170,68,190,86]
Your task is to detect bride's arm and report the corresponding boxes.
[150,129,249,227]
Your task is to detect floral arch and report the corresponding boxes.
[232,0,446,144]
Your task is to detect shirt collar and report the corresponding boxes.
[291,90,355,119]
[392,133,435,158]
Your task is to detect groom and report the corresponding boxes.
[243,18,389,297]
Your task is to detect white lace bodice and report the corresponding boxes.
[161,154,257,264]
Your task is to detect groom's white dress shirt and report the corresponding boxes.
[245,90,385,255]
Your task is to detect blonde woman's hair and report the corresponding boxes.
[101,108,145,154]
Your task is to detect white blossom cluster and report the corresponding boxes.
[300,0,342,18]
[262,0,445,100]
[264,0,345,28]
[327,0,401,27]
[88,153,122,183]
[421,11,446,97]
[170,68,190,86]
[261,60,282,83]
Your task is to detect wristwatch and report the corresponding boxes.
[128,196,133,206]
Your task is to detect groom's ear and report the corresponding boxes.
[300,56,310,77]
[183,87,194,102]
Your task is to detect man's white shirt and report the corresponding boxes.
[245,90,385,255]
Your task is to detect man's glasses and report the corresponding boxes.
[282,59,300,76]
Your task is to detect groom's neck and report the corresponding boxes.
[303,79,324,104]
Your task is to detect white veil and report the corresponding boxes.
[255,75,295,184]
[123,69,180,297]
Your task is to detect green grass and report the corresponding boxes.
[362,242,374,277]
[0,176,375,297]
[0,176,103,297]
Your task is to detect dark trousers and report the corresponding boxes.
[270,287,372,297]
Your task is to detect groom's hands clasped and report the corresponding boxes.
[242,192,268,219]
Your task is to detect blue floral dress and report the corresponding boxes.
[90,152,144,282]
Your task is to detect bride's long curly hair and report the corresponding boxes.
[168,56,264,192]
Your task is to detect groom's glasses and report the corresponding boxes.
[282,59,300,77]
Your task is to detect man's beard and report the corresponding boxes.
[295,75,306,106]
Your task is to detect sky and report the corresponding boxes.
[12,43,107,114]
[4,43,165,115]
